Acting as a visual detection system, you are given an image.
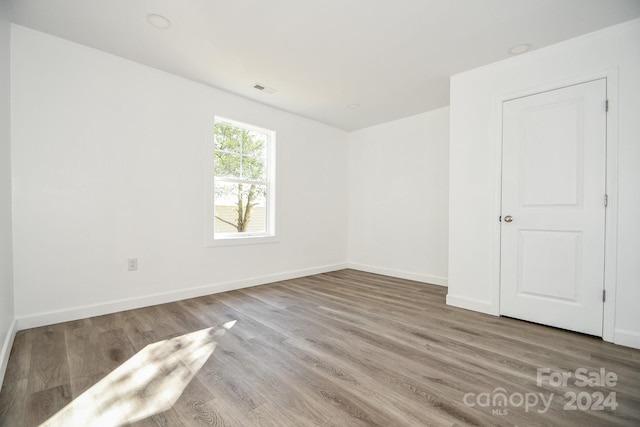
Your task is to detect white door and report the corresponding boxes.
[500,79,607,336]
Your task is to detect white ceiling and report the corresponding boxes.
[7,0,640,131]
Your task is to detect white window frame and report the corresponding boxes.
[206,117,277,247]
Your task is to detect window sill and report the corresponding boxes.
[206,234,279,248]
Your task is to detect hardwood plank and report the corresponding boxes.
[25,384,72,426]
[26,325,70,394]
[0,379,27,427]
[165,376,224,427]
[1,331,32,384]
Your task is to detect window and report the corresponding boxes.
[208,117,276,245]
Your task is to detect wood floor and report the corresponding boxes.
[1,270,639,426]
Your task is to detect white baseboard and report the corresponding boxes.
[446,294,499,316]
[15,263,348,331]
[0,318,17,386]
[347,262,448,286]
[613,328,640,350]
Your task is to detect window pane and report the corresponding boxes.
[214,152,241,179]
[214,182,267,234]
[214,123,242,153]
[244,131,267,158]
[242,155,266,181]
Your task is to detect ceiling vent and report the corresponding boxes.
[253,83,277,94]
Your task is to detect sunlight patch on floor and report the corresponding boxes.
[40,320,236,427]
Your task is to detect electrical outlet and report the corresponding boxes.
[128,258,138,271]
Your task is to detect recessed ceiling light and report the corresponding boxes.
[508,43,532,55]
[147,14,171,30]
[347,104,360,110]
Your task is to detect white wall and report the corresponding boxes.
[448,19,640,349]
[348,107,449,285]
[11,25,348,327]
[0,1,16,383]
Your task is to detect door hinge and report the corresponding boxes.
[604,194,608,207]
[605,99,609,112]
[603,290,606,302]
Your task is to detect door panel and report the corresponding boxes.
[520,101,581,207]
[518,230,581,300]
[500,79,606,336]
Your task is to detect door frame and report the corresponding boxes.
[491,68,619,342]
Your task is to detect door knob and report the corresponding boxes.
[504,215,513,223]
